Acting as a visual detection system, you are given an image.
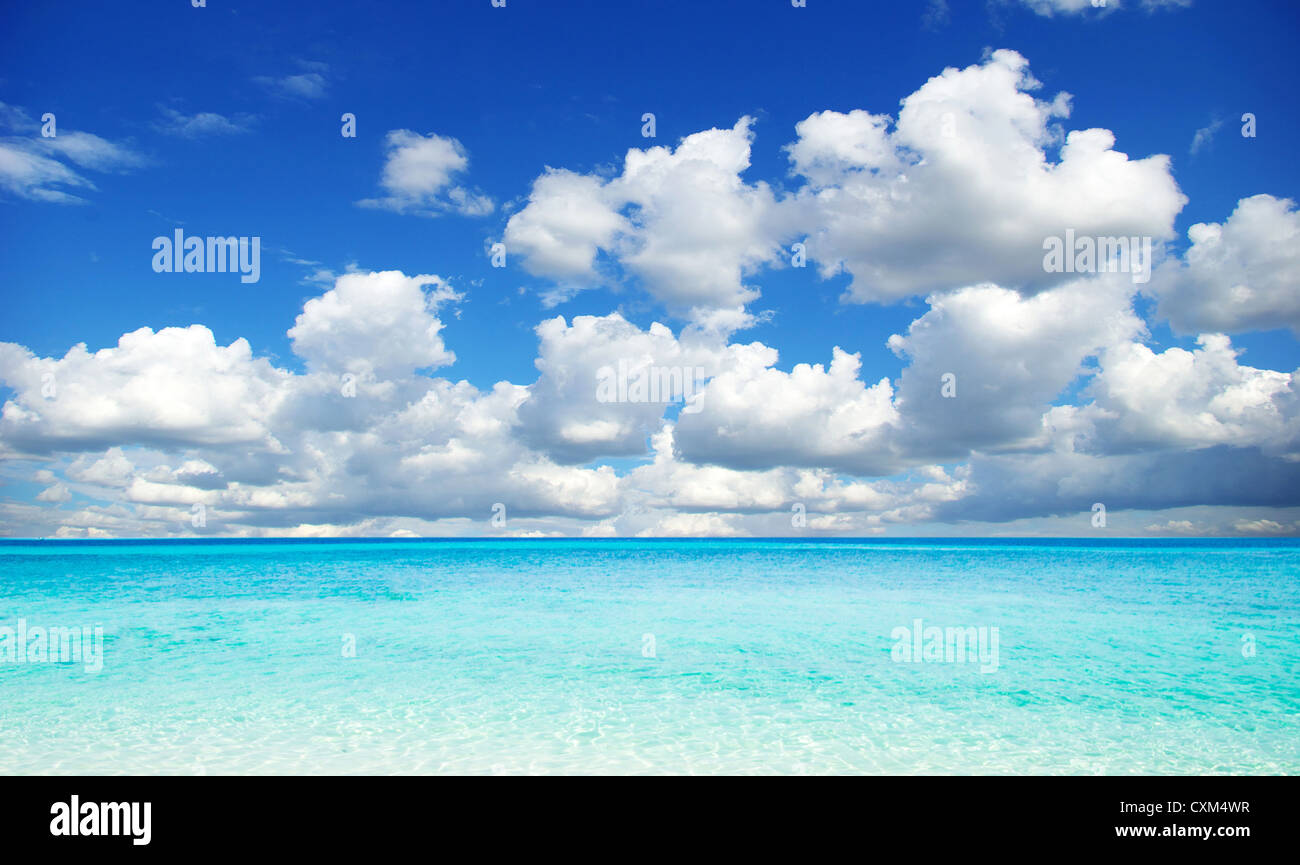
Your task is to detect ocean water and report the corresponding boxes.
[0,538,1297,775]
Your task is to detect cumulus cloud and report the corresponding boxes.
[506,51,1185,316]
[3,47,1298,538]
[506,117,787,322]
[788,50,1186,303]
[621,425,968,535]
[636,511,745,537]
[630,426,794,513]
[674,345,899,475]
[287,270,462,377]
[515,312,728,464]
[2,257,1297,535]
[1152,195,1300,335]
[1049,333,1298,457]
[936,327,1300,524]
[0,271,627,537]
[887,273,1143,459]
[357,130,494,216]
[503,169,628,291]
[66,448,136,488]
[936,446,1300,525]
[0,326,291,455]
[35,483,71,504]
[669,272,1142,474]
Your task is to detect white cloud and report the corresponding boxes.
[629,426,793,512]
[1189,117,1223,155]
[0,326,292,454]
[153,107,255,138]
[934,445,1300,525]
[674,345,899,474]
[0,271,628,537]
[506,51,1186,317]
[4,281,1298,536]
[887,273,1144,458]
[35,483,71,504]
[506,118,787,321]
[2,44,1298,538]
[357,130,493,216]
[0,101,145,204]
[1152,195,1300,335]
[38,131,146,172]
[922,0,951,29]
[254,72,328,100]
[504,169,627,289]
[636,511,745,538]
[669,273,1142,474]
[788,50,1186,303]
[1050,333,1297,456]
[0,143,96,204]
[620,425,969,536]
[287,270,462,377]
[1017,0,1191,16]
[515,312,728,464]
[1233,518,1299,535]
[66,448,136,488]
[932,327,1300,524]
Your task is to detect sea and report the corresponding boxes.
[1,538,1296,774]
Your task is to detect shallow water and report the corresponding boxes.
[1,538,1296,774]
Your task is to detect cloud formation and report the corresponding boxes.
[1152,195,1300,335]
[0,102,145,204]
[357,130,494,217]
[787,50,1185,303]
[153,107,255,138]
[1,48,1296,539]
[506,117,786,322]
[1017,0,1192,16]
[507,51,1186,313]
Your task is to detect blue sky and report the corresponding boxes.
[1,0,1299,538]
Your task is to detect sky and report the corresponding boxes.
[0,0,1298,538]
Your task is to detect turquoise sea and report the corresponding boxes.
[0,538,1297,775]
